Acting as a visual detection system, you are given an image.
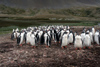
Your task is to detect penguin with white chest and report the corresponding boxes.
[44,31,51,47]
[26,30,32,45]
[68,31,74,45]
[89,29,94,43]
[74,34,82,50]
[81,31,85,42]
[61,32,69,49]
[11,29,20,40]
[30,32,37,48]
[17,31,26,46]
[11,30,15,40]
[83,31,91,49]
[94,30,100,45]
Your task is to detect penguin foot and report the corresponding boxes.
[46,46,49,48]
[34,46,36,48]
[75,48,78,50]
[68,44,70,45]
[27,43,30,45]
[31,46,34,48]
[65,46,67,48]
[83,47,86,49]
[88,47,91,49]
[59,41,61,44]
[62,46,64,49]
[20,44,23,46]
[79,48,81,50]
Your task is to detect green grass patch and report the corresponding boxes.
[0,26,20,31]
[0,31,12,35]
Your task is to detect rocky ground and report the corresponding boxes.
[0,27,100,67]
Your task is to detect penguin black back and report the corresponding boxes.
[54,29,59,42]
[40,32,45,45]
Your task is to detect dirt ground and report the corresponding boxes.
[0,27,100,67]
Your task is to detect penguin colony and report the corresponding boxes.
[11,25,100,49]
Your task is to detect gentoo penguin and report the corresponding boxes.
[94,30,99,45]
[17,31,25,46]
[16,28,19,32]
[40,31,45,45]
[83,27,86,32]
[44,32,51,47]
[35,31,39,44]
[38,30,43,43]
[89,29,94,43]
[61,32,69,49]
[11,29,20,40]
[60,29,65,40]
[11,29,16,39]
[92,27,95,35]
[81,31,85,42]
[83,31,91,49]
[74,34,82,50]
[67,26,70,30]
[54,29,59,44]
[26,31,32,44]
[30,32,37,48]
[68,31,74,45]
[11,30,15,40]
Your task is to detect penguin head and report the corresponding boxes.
[70,30,73,33]
[86,31,89,34]
[63,32,68,34]
[82,30,85,33]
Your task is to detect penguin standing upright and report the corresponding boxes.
[83,32,91,49]
[35,31,39,44]
[44,32,51,47]
[92,27,95,35]
[61,32,69,49]
[30,32,37,48]
[89,30,94,43]
[11,29,18,40]
[17,31,25,46]
[68,31,74,45]
[81,31,85,42]
[60,29,64,40]
[44,32,48,45]
[40,31,45,45]
[54,29,59,44]
[74,35,82,50]
[94,30,100,45]
[26,31,32,44]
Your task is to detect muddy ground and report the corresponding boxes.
[0,27,100,67]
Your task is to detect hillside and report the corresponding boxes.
[0,5,100,21]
